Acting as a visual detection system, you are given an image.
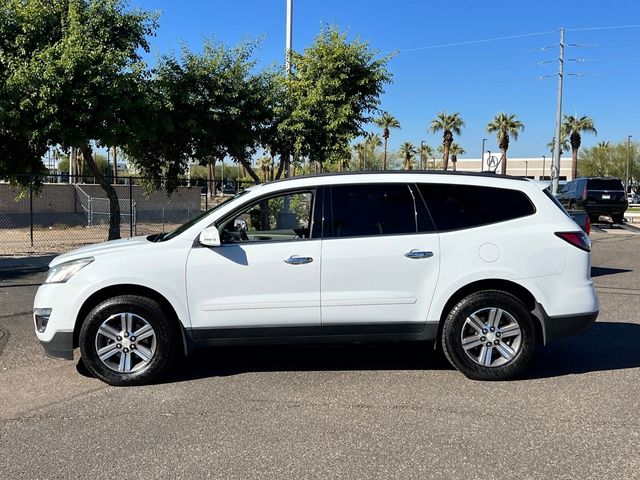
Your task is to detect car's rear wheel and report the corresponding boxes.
[79,295,176,386]
[612,213,624,224]
[441,290,536,381]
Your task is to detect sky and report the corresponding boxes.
[131,0,640,158]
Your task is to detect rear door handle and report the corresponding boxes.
[284,255,313,265]
[404,249,434,259]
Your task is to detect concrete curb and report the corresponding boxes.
[0,254,56,274]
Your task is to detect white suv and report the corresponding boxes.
[33,172,598,385]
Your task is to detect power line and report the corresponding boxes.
[387,30,555,55]
[566,24,640,32]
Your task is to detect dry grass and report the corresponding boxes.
[0,223,182,255]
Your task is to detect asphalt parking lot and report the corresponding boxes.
[1,231,640,479]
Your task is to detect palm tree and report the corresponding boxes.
[374,112,400,170]
[596,141,610,150]
[429,111,464,171]
[437,143,465,171]
[365,133,383,170]
[562,114,597,179]
[353,142,366,170]
[486,113,524,175]
[419,143,433,170]
[547,135,570,156]
[257,156,273,183]
[398,142,418,170]
[449,143,466,172]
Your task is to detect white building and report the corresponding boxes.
[445,155,574,181]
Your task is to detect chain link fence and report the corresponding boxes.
[0,174,252,255]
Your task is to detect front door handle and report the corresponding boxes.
[404,249,434,259]
[284,255,313,265]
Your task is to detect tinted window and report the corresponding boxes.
[587,179,624,191]
[328,184,420,237]
[417,183,535,231]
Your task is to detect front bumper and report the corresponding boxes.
[533,303,598,344]
[39,331,74,360]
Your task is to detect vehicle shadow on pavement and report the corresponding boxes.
[591,266,633,277]
[160,342,455,383]
[522,322,640,379]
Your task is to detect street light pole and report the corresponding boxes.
[284,0,293,178]
[524,160,528,177]
[627,135,633,194]
[420,140,425,170]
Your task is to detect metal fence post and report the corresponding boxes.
[88,197,93,227]
[129,177,133,237]
[133,202,137,236]
[29,175,34,247]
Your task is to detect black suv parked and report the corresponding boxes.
[557,177,627,223]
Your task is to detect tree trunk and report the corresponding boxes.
[383,137,388,170]
[274,154,286,180]
[81,144,120,240]
[571,148,578,179]
[208,161,216,198]
[500,149,507,175]
[236,156,261,183]
[442,142,451,171]
[112,146,118,183]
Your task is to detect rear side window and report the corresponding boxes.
[587,179,624,191]
[417,183,535,231]
[328,184,426,237]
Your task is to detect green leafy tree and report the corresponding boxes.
[398,142,418,170]
[429,112,464,171]
[1,0,158,239]
[374,112,400,170]
[578,140,639,181]
[486,113,524,175]
[282,26,392,172]
[562,114,597,179]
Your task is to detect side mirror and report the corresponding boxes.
[199,226,221,247]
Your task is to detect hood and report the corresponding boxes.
[50,236,150,267]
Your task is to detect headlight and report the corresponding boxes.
[45,257,94,284]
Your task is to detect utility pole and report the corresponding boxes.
[542,155,546,181]
[420,141,426,170]
[284,0,293,178]
[551,28,565,195]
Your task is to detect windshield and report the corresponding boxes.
[155,190,250,242]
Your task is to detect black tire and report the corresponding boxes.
[612,213,624,224]
[441,290,536,381]
[79,295,177,386]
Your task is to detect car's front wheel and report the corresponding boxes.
[441,290,536,381]
[79,295,176,386]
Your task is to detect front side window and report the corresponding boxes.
[417,183,535,231]
[219,191,314,244]
[327,184,419,238]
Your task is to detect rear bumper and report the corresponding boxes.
[39,331,74,360]
[533,303,598,344]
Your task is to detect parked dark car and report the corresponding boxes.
[557,177,627,224]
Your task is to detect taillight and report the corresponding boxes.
[555,231,591,252]
[584,215,590,236]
